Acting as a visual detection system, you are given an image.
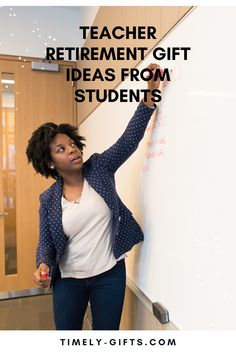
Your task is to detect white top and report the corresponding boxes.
[59,178,124,278]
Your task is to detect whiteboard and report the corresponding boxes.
[80,7,236,329]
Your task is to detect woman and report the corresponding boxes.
[26,63,160,330]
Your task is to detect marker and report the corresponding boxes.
[40,271,49,279]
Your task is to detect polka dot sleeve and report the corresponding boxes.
[36,195,56,269]
[98,102,156,172]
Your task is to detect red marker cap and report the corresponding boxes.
[40,271,49,279]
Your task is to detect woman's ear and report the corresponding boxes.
[47,161,55,169]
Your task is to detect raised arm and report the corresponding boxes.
[98,63,161,173]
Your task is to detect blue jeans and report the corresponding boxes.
[53,259,126,330]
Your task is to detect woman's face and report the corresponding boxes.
[49,133,83,175]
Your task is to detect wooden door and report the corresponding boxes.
[0,55,76,292]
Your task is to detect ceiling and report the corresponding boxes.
[0,6,99,59]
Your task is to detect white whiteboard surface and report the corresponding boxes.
[80,7,236,329]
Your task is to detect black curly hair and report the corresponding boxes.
[26,122,86,180]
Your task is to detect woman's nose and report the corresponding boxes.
[68,146,76,154]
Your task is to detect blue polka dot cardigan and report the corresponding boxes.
[36,102,156,284]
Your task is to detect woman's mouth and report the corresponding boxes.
[71,156,81,163]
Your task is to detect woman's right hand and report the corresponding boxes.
[33,263,51,288]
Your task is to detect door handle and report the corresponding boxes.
[0,212,8,216]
